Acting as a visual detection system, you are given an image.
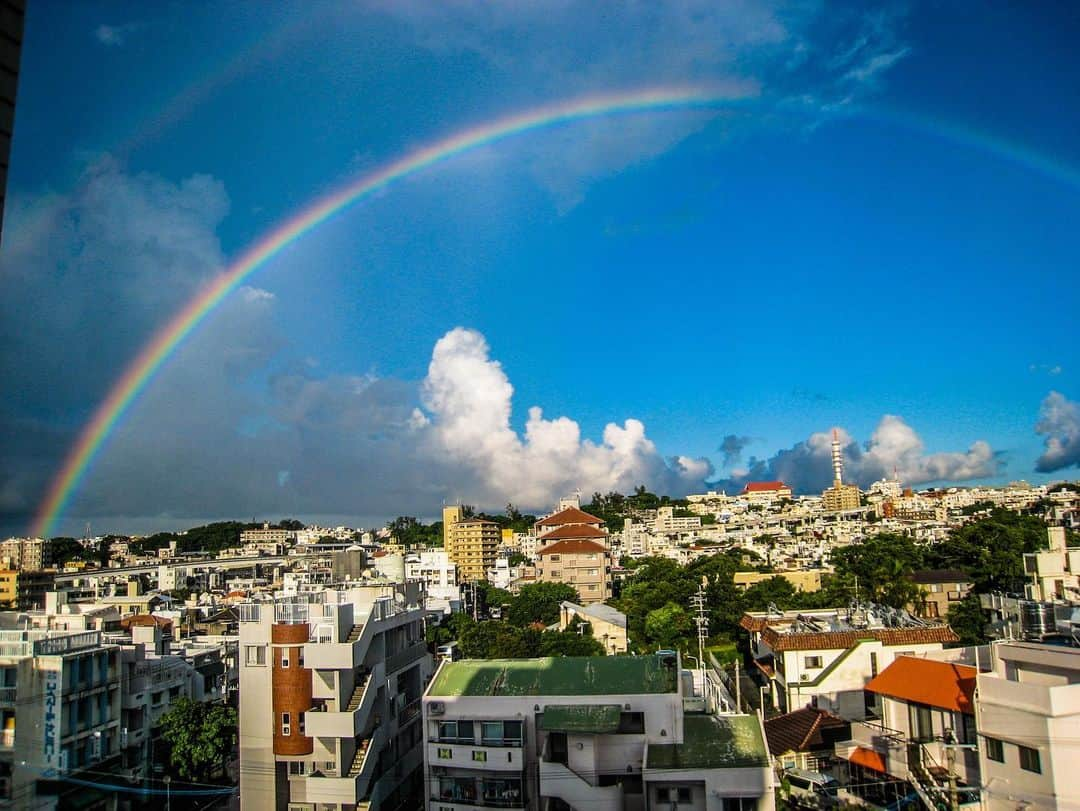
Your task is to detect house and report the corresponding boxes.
[740,605,958,719]
[908,570,973,619]
[557,601,628,655]
[422,653,775,811]
[764,706,850,773]
[837,656,981,808]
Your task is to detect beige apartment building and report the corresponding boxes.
[0,537,48,571]
[536,536,611,604]
[443,508,500,583]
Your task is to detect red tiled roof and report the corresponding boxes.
[848,746,887,773]
[739,613,959,650]
[539,524,608,541]
[536,507,604,526]
[764,707,850,756]
[865,657,976,713]
[743,481,789,493]
[121,614,173,630]
[537,539,608,557]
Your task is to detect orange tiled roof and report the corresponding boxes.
[539,524,608,541]
[537,539,608,557]
[738,614,959,650]
[865,657,976,713]
[536,507,604,526]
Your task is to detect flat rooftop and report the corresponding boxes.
[427,654,678,697]
[647,715,769,770]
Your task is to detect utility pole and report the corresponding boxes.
[690,583,708,701]
[734,659,741,711]
[945,734,959,811]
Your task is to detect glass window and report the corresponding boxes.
[804,655,823,669]
[472,750,487,762]
[909,703,934,743]
[657,788,670,802]
[504,720,523,744]
[245,645,265,666]
[1019,745,1041,773]
[677,787,691,803]
[437,747,452,759]
[281,650,289,668]
[617,712,645,733]
[985,737,1004,763]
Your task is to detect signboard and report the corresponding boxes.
[41,661,63,773]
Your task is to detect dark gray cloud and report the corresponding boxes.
[719,434,754,467]
[1035,391,1080,472]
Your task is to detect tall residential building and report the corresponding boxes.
[0,628,122,809]
[444,515,500,583]
[238,581,432,811]
[977,641,1080,811]
[821,430,861,512]
[422,654,775,811]
[0,537,49,571]
[740,481,793,506]
[536,536,611,604]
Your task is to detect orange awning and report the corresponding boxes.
[848,746,887,773]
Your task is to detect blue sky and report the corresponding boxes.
[2,1,1079,534]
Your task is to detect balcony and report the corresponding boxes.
[427,741,524,772]
[433,777,525,809]
[539,761,619,811]
[386,641,428,674]
[978,673,1080,718]
[304,672,374,739]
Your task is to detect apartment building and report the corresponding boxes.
[443,510,501,583]
[534,506,605,536]
[977,641,1080,811]
[740,605,958,718]
[650,506,701,534]
[238,580,432,811]
[405,549,460,612]
[240,523,296,546]
[422,653,774,811]
[0,537,48,571]
[0,569,55,610]
[0,628,122,810]
[1024,526,1079,602]
[536,536,611,604]
[837,656,981,808]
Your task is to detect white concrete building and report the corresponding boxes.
[740,605,958,719]
[238,580,432,811]
[423,653,774,811]
[977,641,1080,811]
[0,628,122,810]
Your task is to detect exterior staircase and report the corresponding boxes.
[346,624,364,643]
[346,674,371,712]
[349,738,371,777]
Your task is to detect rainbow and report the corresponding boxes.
[29,86,743,538]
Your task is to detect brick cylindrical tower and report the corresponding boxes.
[271,623,313,755]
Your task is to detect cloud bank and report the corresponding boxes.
[1035,391,1080,472]
[714,416,1003,494]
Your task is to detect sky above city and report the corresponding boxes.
[2,1,1079,536]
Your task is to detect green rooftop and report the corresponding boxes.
[647,715,769,771]
[427,655,679,697]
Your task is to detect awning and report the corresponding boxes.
[197,661,226,678]
[540,704,622,734]
[848,746,887,773]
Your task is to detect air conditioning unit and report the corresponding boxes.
[800,674,810,682]
[429,701,445,715]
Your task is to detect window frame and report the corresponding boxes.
[984,736,1004,763]
[1019,744,1041,773]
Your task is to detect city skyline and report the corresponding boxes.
[1,2,1079,536]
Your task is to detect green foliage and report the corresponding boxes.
[741,576,798,612]
[130,522,249,555]
[644,602,692,650]
[539,620,606,657]
[386,516,442,549]
[928,509,1049,592]
[158,698,237,782]
[480,504,538,534]
[459,622,541,658]
[946,593,988,646]
[829,533,926,608]
[506,582,578,627]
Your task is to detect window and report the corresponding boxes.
[437,747,452,759]
[438,720,474,743]
[1019,745,1041,773]
[657,788,670,802]
[587,584,598,591]
[985,737,1004,763]
[471,750,487,762]
[550,571,561,578]
[550,555,560,562]
[617,712,645,734]
[677,787,691,803]
[910,703,934,743]
[288,761,308,775]
[281,712,291,736]
[804,655,823,669]
[281,650,289,668]
[958,713,976,745]
[245,645,266,666]
[869,652,878,678]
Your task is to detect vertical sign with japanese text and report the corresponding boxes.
[42,661,62,772]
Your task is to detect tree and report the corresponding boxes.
[539,623,605,657]
[830,533,925,608]
[741,576,797,612]
[507,583,578,628]
[929,510,1048,593]
[946,594,988,646]
[278,518,305,530]
[158,698,237,783]
[644,603,693,651]
[459,622,540,658]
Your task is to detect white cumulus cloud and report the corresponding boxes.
[1035,391,1080,472]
